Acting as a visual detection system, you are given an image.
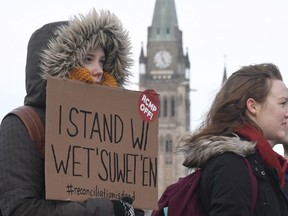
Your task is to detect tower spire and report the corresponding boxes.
[149,0,178,42]
[139,42,146,64]
[222,55,227,85]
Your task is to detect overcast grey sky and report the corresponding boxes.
[1,0,288,152]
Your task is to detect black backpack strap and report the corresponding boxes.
[8,106,45,158]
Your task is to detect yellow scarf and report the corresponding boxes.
[68,67,118,87]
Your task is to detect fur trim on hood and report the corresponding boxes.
[40,9,133,86]
[179,135,256,169]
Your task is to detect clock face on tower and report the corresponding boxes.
[154,50,172,69]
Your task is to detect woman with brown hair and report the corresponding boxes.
[180,63,288,215]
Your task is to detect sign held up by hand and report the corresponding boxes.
[45,77,159,210]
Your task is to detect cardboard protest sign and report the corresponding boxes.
[45,77,159,210]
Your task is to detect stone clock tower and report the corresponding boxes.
[139,0,191,197]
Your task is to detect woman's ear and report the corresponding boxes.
[246,98,257,115]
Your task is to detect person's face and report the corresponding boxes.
[82,47,105,83]
[280,124,288,145]
[269,122,288,147]
[248,79,288,141]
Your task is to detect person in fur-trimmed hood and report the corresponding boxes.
[40,9,132,87]
[0,8,144,216]
[177,63,288,215]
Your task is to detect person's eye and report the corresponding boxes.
[83,54,94,64]
[99,59,105,67]
[84,57,92,63]
[280,100,288,106]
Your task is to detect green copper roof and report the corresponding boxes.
[149,0,178,41]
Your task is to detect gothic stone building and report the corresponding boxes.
[139,0,191,197]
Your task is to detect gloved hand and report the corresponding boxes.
[134,208,145,216]
[112,197,135,216]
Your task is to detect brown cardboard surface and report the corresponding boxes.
[45,77,159,210]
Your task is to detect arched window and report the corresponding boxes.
[165,140,172,152]
[166,28,170,34]
[165,135,173,164]
[163,97,167,117]
[171,97,175,117]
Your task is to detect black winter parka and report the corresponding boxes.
[200,152,288,216]
[181,135,288,216]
